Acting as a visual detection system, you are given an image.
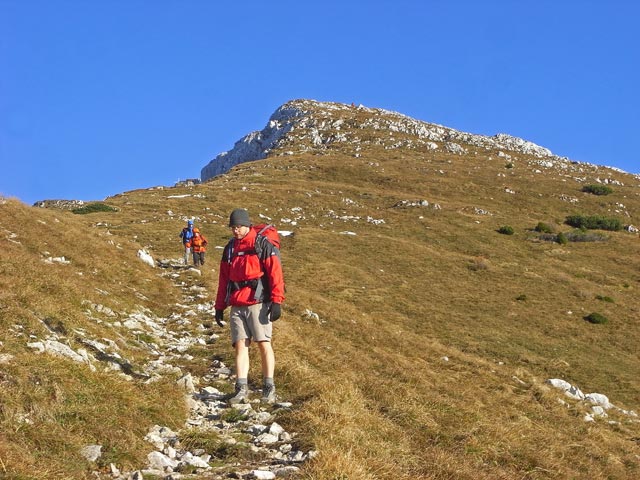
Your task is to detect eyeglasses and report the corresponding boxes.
[229,225,245,230]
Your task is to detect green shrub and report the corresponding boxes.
[71,202,118,214]
[497,225,514,235]
[595,295,614,303]
[505,162,514,169]
[564,214,622,231]
[515,294,527,301]
[582,184,613,196]
[584,312,608,324]
[556,232,568,245]
[534,222,554,233]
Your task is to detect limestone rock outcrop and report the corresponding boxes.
[201,99,561,182]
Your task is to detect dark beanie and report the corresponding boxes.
[229,208,251,227]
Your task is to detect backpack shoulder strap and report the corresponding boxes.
[223,238,235,263]
[254,233,266,260]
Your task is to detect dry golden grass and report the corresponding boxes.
[1,130,640,479]
[0,198,187,477]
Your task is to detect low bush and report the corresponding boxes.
[72,202,118,214]
[584,312,608,324]
[582,184,613,196]
[556,232,568,245]
[596,295,614,303]
[497,225,514,235]
[534,222,554,233]
[565,214,622,231]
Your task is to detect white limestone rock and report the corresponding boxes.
[545,378,585,400]
[200,99,562,182]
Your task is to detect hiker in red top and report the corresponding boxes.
[215,208,285,404]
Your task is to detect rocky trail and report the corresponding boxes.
[90,260,316,480]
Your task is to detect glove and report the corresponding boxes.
[269,303,281,322]
[215,309,225,327]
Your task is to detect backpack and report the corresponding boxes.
[253,224,280,256]
[224,224,281,263]
[181,227,194,244]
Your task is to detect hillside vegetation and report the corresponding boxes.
[2,103,640,479]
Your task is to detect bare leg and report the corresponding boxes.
[234,339,251,379]
[257,341,275,379]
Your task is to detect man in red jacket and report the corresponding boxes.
[214,208,285,404]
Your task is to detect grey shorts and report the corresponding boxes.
[230,302,272,345]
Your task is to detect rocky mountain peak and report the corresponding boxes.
[201,98,561,181]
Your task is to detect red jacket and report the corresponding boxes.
[215,228,285,309]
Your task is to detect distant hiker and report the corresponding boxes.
[179,219,196,265]
[191,228,208,267]
[214,208,285,404]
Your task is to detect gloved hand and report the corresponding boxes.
[269,303,281,322]
[215,309,225,327]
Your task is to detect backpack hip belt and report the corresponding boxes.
[229,278,260,292]
[226,277,268,303]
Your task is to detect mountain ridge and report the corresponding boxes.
[201,98,572,182]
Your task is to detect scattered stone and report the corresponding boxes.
[80,445,102,462]
[43,256,71,265]
[585,393,612,409]
[137,249,155,267]
[546,379,585,400]
[302,309,320,322]
[147,451,178,470]
[0,353,14,364]
[393,199,430,208]
[251,470,276,480]
[176,373,196,393]
[546,378,637,422]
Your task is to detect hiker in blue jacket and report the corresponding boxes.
[179,219,195,265]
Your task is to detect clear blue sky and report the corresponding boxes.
[2,1,638,205]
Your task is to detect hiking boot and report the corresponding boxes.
[228,383,249,404]
[260,384,276,404]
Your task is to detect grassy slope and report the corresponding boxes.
[260,149,640,479]
[1,137,639,478]
[0,199,187,477]
[109,143,640,478]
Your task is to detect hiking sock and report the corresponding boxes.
[236,378,248,387]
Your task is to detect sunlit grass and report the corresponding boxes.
[1,126,639,479]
